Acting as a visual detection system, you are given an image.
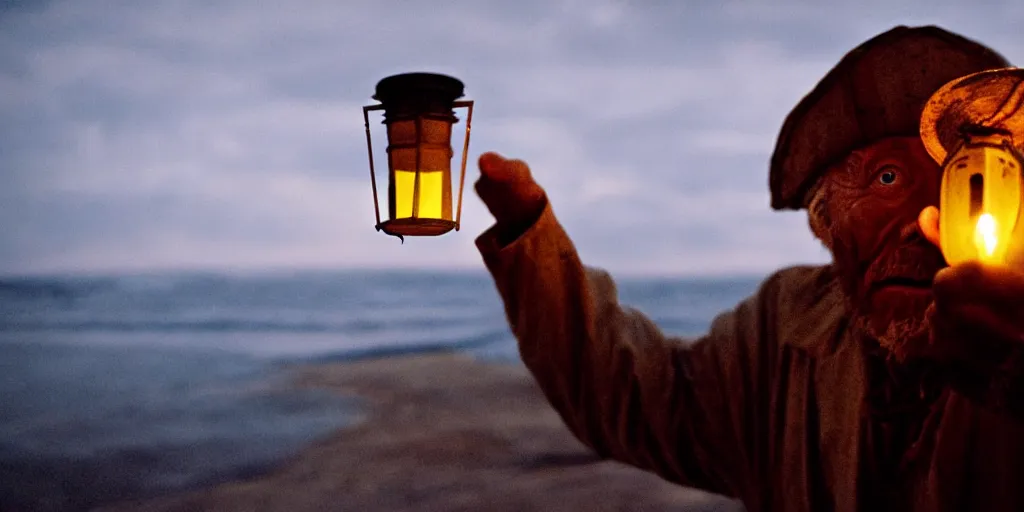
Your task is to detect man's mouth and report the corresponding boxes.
[862,242,946,297]
[872,276,934,291]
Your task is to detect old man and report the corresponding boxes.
[474,26,1024,512]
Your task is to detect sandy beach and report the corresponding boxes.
[95,352,742,512]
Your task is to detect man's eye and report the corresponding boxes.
[878,169,898,185]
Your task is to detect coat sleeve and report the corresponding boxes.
[476,200,785,498]
[946,346,1024,422]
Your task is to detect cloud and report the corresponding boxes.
[1,0,1022,277]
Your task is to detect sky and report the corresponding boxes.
[2,0,1023,277]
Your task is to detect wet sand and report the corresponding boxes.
[97,353,742,512]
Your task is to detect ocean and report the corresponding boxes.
[0,269,762,511]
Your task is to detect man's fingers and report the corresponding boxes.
[478,152,533,185]
[474,151,547,229]
[934,262,1024,305]
[478,152,506,180]
[918,206,941,248]
[933,263,1024,341]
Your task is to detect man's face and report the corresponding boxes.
[815,136,947,357]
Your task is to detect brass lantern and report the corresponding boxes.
[362,72,474,241]
[921,67,1024,266]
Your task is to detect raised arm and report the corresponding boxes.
[473,153,784,498]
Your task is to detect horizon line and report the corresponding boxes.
[0,262,829,281]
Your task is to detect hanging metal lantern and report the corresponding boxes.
[362,72,474,241]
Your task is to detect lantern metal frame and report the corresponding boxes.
[362,95,474,239]
[938,127,1024,265]
[922,66,1024,265]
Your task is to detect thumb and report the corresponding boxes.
[919,206,941,248]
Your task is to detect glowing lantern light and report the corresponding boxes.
[362,72,474,241]
[921,67,1024,266]
[936,131,1021,265]
[976,212,999,259]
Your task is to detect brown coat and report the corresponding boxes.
[477,202,1024,512]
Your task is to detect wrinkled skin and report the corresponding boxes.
[808,136,946,361]
[809,136,1024,370]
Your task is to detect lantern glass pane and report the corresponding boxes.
[394,170,443,219]
[389,147,452,221]
[940,144,1023,265]
[981,148,1021,231]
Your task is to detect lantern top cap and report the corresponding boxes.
[920,66,1024,164]
[373,72,466,105]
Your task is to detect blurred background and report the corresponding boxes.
[2,0,1024,510]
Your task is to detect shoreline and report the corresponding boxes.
[96,352,740,512]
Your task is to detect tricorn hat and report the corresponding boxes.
[769,25,1010,211]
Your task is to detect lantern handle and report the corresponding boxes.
[363,105,385,230]
[453,100,474,231]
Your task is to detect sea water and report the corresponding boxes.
[0,270,761,511]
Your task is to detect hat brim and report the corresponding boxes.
[920,67,1024,164]
[769,25,1009,211]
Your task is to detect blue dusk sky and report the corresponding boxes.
[2,0,1022,277]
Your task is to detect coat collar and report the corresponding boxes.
[772,264,851,358]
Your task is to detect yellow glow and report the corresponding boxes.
[394,170,443,219]
[975,213,999,259]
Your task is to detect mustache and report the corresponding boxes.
[863,227,946,289]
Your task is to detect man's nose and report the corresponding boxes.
[898,218,928,245]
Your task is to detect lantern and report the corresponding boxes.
[921,67,1024,266]
[362,72,474,241]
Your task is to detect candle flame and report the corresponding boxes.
[976,213,998,257]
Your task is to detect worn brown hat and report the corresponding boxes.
[769,25,1010,211]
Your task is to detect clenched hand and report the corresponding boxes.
[918,205,1024,374]
[475,152,548,244]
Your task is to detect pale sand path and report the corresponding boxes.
[97,353,743,512]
